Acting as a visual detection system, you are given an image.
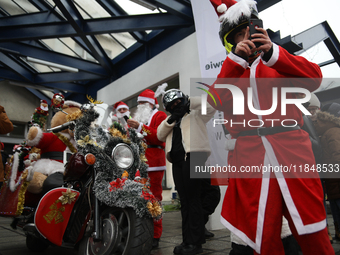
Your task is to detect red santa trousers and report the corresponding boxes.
[254,177,334,255]
[148,170,164,239]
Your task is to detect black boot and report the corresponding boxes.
[181,244,203,255]
[174,242,185,254]
[205,227,214,238]
[335,222,340,241]
[152,238,159,249]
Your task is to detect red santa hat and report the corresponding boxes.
[41,99,48,105]
[137,89,159,108]
[210,0,236,22]
[63,100,81,109]
[210,0,258,23]
[134,170,141,180]
[210,0,259,52]
[113,101,129,111]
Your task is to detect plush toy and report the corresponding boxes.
[24,147,41,178]
[30,100,49,131]
[23,147,45,194]
[51,93,65,111]
[26,100,81,194]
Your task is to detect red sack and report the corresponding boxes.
[0,163,30,216]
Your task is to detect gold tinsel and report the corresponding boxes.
[54,133,77,153]
[66,109,83,122]
[140,154,147,162]
[141,141,147,151]
[109,128,129,142]
[16,170,29,216]
[147,201,162,218]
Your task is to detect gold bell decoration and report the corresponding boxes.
[58,188,77,205]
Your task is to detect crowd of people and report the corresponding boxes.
[1,0,340,254]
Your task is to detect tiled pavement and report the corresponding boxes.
[1,210,340,255]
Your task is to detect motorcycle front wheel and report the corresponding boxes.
[78,207,153,255]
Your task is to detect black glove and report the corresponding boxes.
[167,106,187,124]
[167,97,190,124]
[167,115,176,124]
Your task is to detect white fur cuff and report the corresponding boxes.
[27,126,43,147]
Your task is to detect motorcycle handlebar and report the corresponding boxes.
[47,121,75,133]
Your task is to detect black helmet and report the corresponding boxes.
[162,89,188,113]
[216,0,259,53]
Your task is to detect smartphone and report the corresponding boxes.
[123,115,129,121]
[249,19,263,48]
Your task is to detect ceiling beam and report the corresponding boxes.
[10,80,87,94]
[29,0,101,57]
[0,42,108,76]
[0,13,193,42]
[0,52,34,82]
[37,82,87,94]
[85,13,194,34]
[53,0,114,72]
[293,21,340,58]
[0,11,60,26]
[28,0,66,20]
[0,67,28,82]
[26,87,51,102]
[95,0,145,42]
[35,71,104,84]
[147,0,193,20]
[324,38,340,67]
[256,0,282,12]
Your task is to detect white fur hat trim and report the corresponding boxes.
[219,0,257,24]
[217,3,227,13]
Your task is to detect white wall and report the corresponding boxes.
[97,33,201,104]
[97,33,202,202]
[0,81,40,122]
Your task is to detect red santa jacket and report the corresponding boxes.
[208,44,325,253]
[26,127,76,175]
[137,109,167,171]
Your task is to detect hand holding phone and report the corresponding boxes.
[248,19,263,48]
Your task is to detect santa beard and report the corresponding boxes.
[134,103,153,124]
[116,110,130,119]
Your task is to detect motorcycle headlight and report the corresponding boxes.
[111,144,134,169]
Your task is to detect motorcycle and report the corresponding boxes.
[0,101,162,255]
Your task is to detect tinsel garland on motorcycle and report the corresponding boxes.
[74,105,162,220]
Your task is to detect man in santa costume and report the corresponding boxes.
[207,0,334,254]
[127,89,167,248]
[109,101,130,129]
